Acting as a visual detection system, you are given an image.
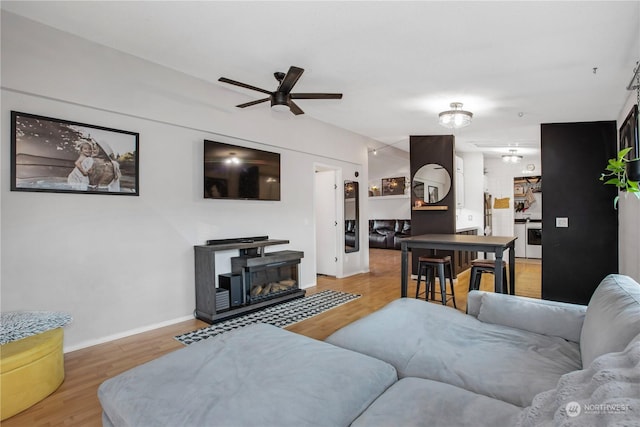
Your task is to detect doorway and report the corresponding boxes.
[314,166,340,276]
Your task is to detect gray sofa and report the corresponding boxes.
[98,274,640,426]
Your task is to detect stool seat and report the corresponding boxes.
[416,255,456,308]
[469,259,509,294]
[418,255,452,264]
[471,259,507,268]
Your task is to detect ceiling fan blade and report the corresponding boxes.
[288,100,305,115]
[218,77,272,95]
[290,93,343,100]
[277,66,304,94]
[236,98,270,108]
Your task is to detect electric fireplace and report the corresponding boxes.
[231,250,303,305]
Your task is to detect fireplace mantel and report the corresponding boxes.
[194,238,305,324]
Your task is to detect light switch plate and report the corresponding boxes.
[556,217,569,228]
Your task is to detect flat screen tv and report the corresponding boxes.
[204,140,281,201]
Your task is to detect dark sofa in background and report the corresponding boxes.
[369,220,411,250]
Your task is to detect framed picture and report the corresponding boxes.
[428,185,439,203]
[620,104,638,159]
[381,177,405,196]
[11,111,139,195]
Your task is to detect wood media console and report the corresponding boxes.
[194,237,305,324]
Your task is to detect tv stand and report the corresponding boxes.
[194,238,305,324]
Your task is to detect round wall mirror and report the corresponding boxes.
[412,164,451,204]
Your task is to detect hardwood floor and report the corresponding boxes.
[3,249,541,426]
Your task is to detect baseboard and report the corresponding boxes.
[63,315,194,353]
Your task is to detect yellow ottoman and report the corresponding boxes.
[0,328,65,420]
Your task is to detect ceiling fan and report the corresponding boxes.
[218,66,343,115]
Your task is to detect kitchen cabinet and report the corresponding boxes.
[453,228,477,273]
[455,156,464,208]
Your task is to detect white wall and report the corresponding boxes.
[367,145,411,220]
[367,145,410,195]
[617,92,640,282]
[0,12,374,351]
[368,196,411,220]
[455,152,484,232]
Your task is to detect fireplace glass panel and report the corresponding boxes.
[247,261,299,303]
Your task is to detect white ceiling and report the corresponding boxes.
[3,1,639,159]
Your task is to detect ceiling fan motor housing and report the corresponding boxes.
[271,91,289,107]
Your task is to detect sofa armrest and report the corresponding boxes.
[468,291,587,343]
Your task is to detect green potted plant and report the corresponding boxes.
[600,147,640,208]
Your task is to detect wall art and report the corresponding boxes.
[11,111,139,195]
[620,104,638,157]
[381,177,405,196]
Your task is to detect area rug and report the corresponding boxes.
[175,290,360,345]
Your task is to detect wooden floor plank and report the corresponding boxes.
[1,249,541,426]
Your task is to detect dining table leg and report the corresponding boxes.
[494,247,505,294]
[401,243,408,297]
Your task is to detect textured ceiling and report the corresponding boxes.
[2,1,639,158]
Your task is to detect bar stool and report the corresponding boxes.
[468,259,509,294]
[415,255,456,308]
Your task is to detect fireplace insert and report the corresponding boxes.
[231,250,303,305]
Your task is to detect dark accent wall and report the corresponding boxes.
[541,121,618,304]
[409,135,455,273]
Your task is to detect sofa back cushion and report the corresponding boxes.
[580,274,640,367]
[372,220,396,233]
[395,220,411,234]
[477,292,586,342]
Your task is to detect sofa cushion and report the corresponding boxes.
[477,292,586,342]
[580,274,640,367]
[326,298,581,407]
[99,323,397,427]
[352,377,522,427]
[394,220,411,234]
[372,219,396,232]
[369,232,388,248]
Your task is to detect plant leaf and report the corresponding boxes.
[618,147,633,160]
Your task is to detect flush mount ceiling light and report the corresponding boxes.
[502,149,523,163]
[438,102,473,129]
